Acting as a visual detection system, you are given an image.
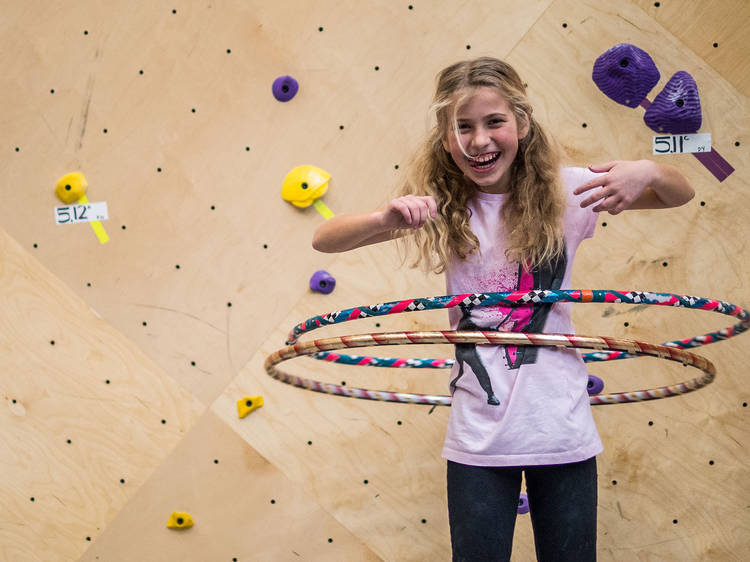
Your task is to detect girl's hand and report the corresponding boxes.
[381,195,438,229]
[573,160,657,215]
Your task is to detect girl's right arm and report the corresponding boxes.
[312,195,437,253]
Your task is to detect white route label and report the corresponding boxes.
[54,202,109,225]
[653,133,711,155]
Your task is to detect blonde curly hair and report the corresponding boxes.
[397,57,566,273]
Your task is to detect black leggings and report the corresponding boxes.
[447,457,598,561]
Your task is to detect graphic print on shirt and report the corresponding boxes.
[450,249,567,405]
[451,303,501,406]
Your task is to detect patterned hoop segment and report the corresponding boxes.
[266,289,747,406]
[286,290,749,368]
[265,330,716,406]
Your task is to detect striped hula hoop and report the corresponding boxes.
[265,289,747,405]
[265,330,715,406]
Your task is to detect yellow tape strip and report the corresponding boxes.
[78,195,109,244]
[313,199,334,220]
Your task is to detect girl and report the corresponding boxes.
[312,57,694,561]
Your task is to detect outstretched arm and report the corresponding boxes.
[312,195,437,253]
[573,160,695,215]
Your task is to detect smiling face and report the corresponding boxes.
[442,86,529,194]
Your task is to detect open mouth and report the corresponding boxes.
[468,152,501,170]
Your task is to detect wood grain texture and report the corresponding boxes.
[79,410,380,562]
[0,227,204,561]
[632,0,750,98]
[1,0,748,560]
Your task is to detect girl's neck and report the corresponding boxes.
[475,172,512,194]
[473,188,506,200]
[477,185,510,194]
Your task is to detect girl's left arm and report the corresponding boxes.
[573,160,695,215]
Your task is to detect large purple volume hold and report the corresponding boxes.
[592,43,660,108]
[643,71,702,134]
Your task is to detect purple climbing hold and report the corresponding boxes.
[592,43,660,108]
[272,75,299,102]
[643,71,702,134]
[310,270,336,294]
[517,493,530,515]
[587,375,604,396]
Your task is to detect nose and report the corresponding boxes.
[469,126,491,151]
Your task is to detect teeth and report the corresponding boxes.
[469,152,500,163]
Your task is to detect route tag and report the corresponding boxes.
[653,133,711,155]
[55,201,109,225]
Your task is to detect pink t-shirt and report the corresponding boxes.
[441,167,604,467]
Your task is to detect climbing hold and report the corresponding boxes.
[55,172,88,204]
[272,75,299,102]
[281,165,335,219]
[592,43,660,108]
[166,511,194,529]
[592,43,732,182]
[237,395,264,418]
[587,375,604,396]
[643,71,702,134]
[517,493,529,515]
[281,165,330,208]
[310,270,336,294]
[54,172,109,244]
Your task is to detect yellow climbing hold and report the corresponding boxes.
[237,395,264,418]
[54,171,109,244]
[281,165,331,208]
[166,511,194,529]
[55,172,88,204]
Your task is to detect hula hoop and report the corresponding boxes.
[265,330,715,406]
[266,289,748,406]
[290,289,748,367]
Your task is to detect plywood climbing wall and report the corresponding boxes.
[1,0,748,560]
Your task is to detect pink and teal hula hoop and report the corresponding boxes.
[264,289,749,406]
